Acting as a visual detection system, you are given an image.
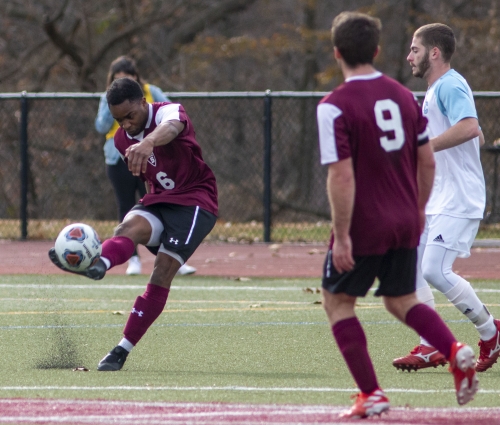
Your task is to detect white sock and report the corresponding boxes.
[101,257,111,269]
[118,338,134,352]
[416,285,435,347]
[476,315,497,341]
[444,277,493,330]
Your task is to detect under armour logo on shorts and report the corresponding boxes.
[169,238,179,245]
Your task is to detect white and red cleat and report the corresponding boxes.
[475,319,500,372]
[339,388,390,419]
[449,342,479,405]
[392,344,447,372]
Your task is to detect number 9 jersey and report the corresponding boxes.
[114,102,218,217]
[317,71,429,256]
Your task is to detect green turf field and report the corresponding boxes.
[0,275,498,408]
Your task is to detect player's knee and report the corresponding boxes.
[114,216,151,245]
[383,293,419,322]
[421,261,453,293]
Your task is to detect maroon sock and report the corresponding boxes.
[123,284,170,346]
[405,304,456,359]
[101,236,135,268]
[332,317,378,394]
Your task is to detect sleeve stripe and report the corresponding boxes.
[417,127,429,141]
[417,126,429,146]
[156,103,181,124]
[317,103,342,165]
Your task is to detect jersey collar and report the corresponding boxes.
[345,71,382,83]
[126,103,153,141]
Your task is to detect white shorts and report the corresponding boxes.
[421,215,480,259]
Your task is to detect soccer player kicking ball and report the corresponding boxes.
[317,12,478,418]
[49,77,218,371]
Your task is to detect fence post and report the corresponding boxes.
[20,91,29,240]
[263,90,272,242]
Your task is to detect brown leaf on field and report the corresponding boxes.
[315,288,321,293]
[112,311,125,315]
[303,287,314,293]
[312,300,322,305]
[269,244,281,252]
[249,304,262,308]
[73,367,89,372]
[235,277,251,281]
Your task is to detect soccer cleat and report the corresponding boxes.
[48,247,107,280]
[339,388,390,419]
[97,346,129,371]
[392,344,447,372]
[449,342,478,405]
[475,319,500,372]
[126,255,142,275]
[177,263,196,275]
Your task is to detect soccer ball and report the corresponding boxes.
[54,223,102,271]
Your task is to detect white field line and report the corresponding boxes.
[0,385,498,394]
[1,283,500,293]
[0,284,304,291]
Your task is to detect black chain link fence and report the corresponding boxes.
[1,91,500,242]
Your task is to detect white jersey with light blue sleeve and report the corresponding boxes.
[423,69,485,218]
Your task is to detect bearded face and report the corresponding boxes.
[407,37,431,79]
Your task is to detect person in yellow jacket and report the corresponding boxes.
[95,56,196,276]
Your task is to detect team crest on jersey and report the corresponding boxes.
[423,101,429,115]
[148,153,156,166]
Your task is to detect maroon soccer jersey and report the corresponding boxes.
[114,102,218,216]
[317,72,429,255]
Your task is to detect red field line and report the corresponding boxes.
[0,399,499,425]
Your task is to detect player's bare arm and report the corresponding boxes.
[479,129,485,146]
[126,120,185,176]
[327,159,355,273]
[416,142,436,231]
[430,117,480,152]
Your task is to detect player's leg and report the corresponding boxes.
[421,216,500,372]
[322,252,389,418]
[378,248,478,406]
[422,245,500,371]
[125,172,149,275]
[97,205,217,371]
[385,294,478,405]
[392,220,447,370]
[108,161,147,275]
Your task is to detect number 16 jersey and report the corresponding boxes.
[317,72,429,256]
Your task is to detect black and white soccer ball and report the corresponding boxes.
[54,223,102,271]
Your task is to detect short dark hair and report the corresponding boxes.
[414,23,455,63]
[331,12,381,67]
[106,77,144,106]
[106,55,142,87]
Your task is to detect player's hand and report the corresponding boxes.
[332,236,355,273]
[125,139,154,176]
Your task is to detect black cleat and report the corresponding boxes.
[97,346,129,371]
[48,248,107,280]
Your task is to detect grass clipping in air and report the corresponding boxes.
[35,315,85,370]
